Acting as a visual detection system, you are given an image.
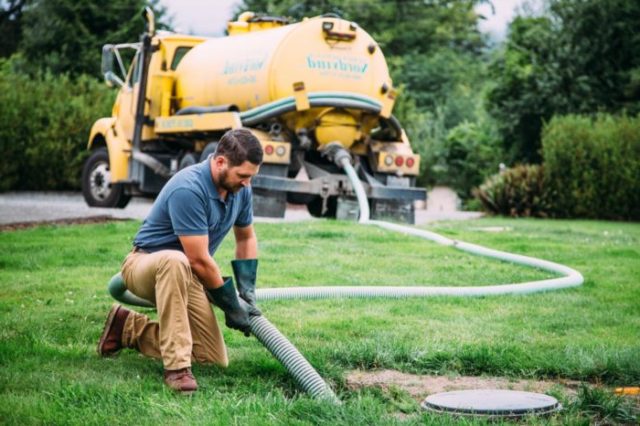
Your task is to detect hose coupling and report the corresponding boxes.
[320,142,352,167]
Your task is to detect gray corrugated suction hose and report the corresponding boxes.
[297,151,584,299]
[249,315,340,403]
[106,273,340,402]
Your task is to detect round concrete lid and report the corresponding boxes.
[421,389,561,418]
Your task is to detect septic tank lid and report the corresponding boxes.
[421,389,561,418]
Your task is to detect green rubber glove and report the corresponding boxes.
[205,277,251,336]
[231,259,261,316]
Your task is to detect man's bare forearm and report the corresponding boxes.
[189,256,225,289]
[235,235,257,259]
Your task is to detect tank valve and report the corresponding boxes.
[321,142,352,168]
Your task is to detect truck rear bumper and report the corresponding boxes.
[251,174,426,202]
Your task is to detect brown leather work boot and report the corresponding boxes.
[164,367,198,394]
[97,304,131,357]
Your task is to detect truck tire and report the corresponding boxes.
[82,148,131,208]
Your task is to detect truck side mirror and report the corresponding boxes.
[101,45,124,88]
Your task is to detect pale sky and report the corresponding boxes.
[159,0,540,39]
[160,0,240,36]
[476,0,543,40]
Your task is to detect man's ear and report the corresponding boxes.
[214,155,227,168]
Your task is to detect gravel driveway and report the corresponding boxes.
[0,191,481,228]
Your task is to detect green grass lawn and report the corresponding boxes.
[0,217,638,425]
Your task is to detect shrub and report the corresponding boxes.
[474,164,551,217]
[421,119,504,200]
[0,58,115,191]
[542,114,640,220]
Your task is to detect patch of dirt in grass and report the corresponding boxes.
[0,215,129,231]
[346,369,582,400]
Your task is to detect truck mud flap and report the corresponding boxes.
[252,164,288,218]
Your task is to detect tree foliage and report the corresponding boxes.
[0,58,115,191]
[15,0,169,77]
[0,0,26,57]
[0,0,170,191]
[487,0,640,164]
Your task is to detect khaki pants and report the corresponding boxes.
[120,249,228,370]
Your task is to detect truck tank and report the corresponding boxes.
[175,17,391,113]
[174,15,394,149]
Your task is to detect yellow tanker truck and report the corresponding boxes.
[82,8,426,223]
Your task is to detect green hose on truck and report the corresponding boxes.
[108,145,584,403]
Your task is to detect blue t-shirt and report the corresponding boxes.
[133,159,253,255]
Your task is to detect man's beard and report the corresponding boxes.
[219,169,243,193]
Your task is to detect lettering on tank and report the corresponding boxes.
[158,117,194,130]
[306,54,369,79]
[221,54,266,86]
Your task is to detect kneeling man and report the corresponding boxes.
[97,128,263,394]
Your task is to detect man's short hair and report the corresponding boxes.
[215,129,263,167]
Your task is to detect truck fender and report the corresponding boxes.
[87,118,131,183]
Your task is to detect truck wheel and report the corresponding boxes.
[307,196,337,218]
[82,148,131,208]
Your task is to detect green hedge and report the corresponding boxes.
[474,164,550,217]
[475,114,640,220]
[543,114,640,220]
[0,59,115,191]
[414,115,503,200]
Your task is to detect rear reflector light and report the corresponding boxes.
[406,157,415,168]
[395,156,404,167]
[384,155,393,166]
[265,145,274,155]
[276,146,286,156]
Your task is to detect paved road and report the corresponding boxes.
[0,192,482,227]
